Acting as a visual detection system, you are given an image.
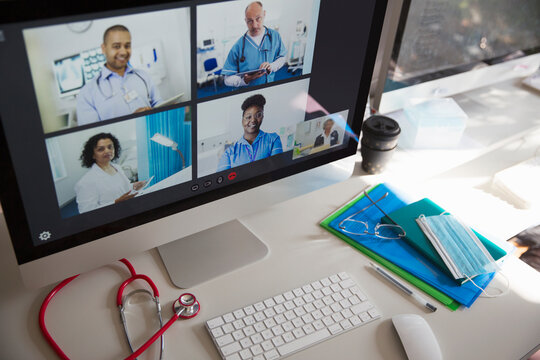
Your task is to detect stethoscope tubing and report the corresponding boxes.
[96,69,150,102]
[39,274,80,360]
[239,26,272,65]
[39,258,198,360]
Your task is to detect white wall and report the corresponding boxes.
[48,119,138,206]
[196,0,319,80]
[24,7,191,133]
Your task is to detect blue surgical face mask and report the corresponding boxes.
[416,214,499,281]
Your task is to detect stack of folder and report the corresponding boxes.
[320,183,507,310]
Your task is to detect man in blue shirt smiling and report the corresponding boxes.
[217,94,282,171]
[76,25,162,125]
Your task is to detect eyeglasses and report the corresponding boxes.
[338,191,406,240]
[245,16,264,26]
[243,111,264,121]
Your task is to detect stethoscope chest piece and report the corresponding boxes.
[173,293,200,319]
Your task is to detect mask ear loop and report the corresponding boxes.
[419,213,510,297]
[464,271,510,298]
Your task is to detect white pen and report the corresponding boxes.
[369,262,437,312]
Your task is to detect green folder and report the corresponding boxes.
[320,187,461,311]
[381,198,507,282]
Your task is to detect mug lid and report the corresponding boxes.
[362,115,401,137]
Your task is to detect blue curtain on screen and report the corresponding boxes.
[137,107,191,184]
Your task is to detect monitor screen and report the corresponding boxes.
[376,0,540,113]
[0,0,386,287]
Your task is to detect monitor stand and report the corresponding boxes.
[157,219,268,288]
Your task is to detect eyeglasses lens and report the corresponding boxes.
[339,220,368,235]
[376,224,405,239]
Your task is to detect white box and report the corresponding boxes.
[400,98,468,148]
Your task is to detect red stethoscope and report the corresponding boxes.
[39,258,200,360]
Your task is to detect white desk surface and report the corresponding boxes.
[1,79,540,360]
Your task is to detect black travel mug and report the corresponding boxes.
[360,115,401,174]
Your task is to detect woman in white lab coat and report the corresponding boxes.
[75,132,145,214]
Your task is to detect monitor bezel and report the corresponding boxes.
[0,0,388,266]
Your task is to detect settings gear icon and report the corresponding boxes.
[38,231,52,241]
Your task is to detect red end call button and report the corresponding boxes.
[228,172,237,181]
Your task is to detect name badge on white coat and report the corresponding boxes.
[123,89,139,103]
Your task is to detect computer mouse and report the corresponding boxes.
[392,314,442,360]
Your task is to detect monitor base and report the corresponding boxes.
[157,219,268,288]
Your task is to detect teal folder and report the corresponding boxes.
[322,183,495,308]
[381,198,507,281]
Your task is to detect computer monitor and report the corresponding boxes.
[0,0,387,289]
[371,0,540,113]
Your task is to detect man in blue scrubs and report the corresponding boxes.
[76,25,162,125]
[222,1,287,87]
[217,94,282,171]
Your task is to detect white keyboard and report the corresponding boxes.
[205,272,381,360]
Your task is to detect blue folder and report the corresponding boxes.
[327,183,495,308]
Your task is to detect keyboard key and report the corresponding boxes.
[351,301,373,315]
[251,344,263,355]
[222,341,242,356]
[223,323,235,334]
[234,330,246,340]
[240,338,253,349]
[208,316,225,329]
[278,329,331,356]
[338,272,350,280]
[234,309,246,319]
[239,349,251,359]
[212,327,225,338]
[226,353,241,360]
[272,336,285,347]
[329,275,340,283]
[328,323,343,335]
[283,291,294,301]
[206,273,381,360]
[261,340,274,351]
[244,305,256,315]
[217,333,234,347]
[264,349,279,360]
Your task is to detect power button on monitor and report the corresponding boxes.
[228,172,237,181]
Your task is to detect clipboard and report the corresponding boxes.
[236,68,269,77]
[134,175,155,196]
[156,93,185,108]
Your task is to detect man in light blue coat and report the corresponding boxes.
[222,1,287,87]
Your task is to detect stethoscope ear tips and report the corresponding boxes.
[173,293,200,319]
